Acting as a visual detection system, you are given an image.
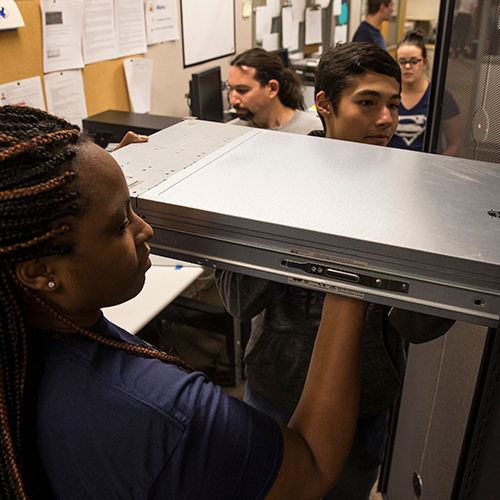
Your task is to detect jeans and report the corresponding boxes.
[243,382,390,500]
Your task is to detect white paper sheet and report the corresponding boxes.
[123,57,152,113]
[282,6,298,51]
[82,0,118,64]
[334,23,347,44]
[0,0,25,30]
[255,5,271,42]
[267,0,281,18]
[41,0,84,74]
[145,0,179,45]
[44,70,87,128]
[262,32,280,51]
[181,0,234,67]
[115,0,147,57]
[292,0,306,23]
[333,0,341,16]
[0,77,45,110]
[305,7,322,45]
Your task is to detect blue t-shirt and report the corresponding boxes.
[25,315,283,499]
[388,85,460,152]
[352,21,387,50]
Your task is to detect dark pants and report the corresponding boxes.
[452,13,472,54]
[244,382,390,500]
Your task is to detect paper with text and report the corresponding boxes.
[115,0,147,57]
[82,0,118,64]
[41,0,84,74]
[305,6,322,45]
[145,0,179,45]
[123,57,153,113]
[0,77,45,110]
[282,6,298,51]
[44,69,87,128]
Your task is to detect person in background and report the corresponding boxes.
[388,29,461,156]
[451,0,479,59]
[227,48,322,134]
[216,42,454,500]
[0,104,369,500]
[352,0,395,50]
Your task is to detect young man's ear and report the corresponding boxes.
[15,259,58,292]
[315,91,333,120]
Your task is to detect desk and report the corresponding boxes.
[103,255,203,334]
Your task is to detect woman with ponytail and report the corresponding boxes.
[388,29,461,156]
[0,105,368,500]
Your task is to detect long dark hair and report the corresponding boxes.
[0,106,193,499]
[231,48,306,111]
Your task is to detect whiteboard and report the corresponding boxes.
[181,0,235,67]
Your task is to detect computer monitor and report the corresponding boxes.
[189,66,224,122]
[272,48,289,68]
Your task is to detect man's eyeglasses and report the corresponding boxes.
[397,58,422,67]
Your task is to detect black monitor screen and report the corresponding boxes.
[272,48,289,68]
[189,66,224,122]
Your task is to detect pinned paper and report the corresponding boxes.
[123,57,153,113]
[0,0,25,30]
[292,0,306,23]
[282,6,298,51]
[115,0,147,57]
[0,77,45,110]
[305,6,322,46]
[256,5,271,42]
[262,33,280,51]
[83,0,118,64]
[41,0,84,74]
[333,0,342,17]
[44,70,87,129]
[145,0,180,45]
[334,24,347,44]
[267,0,281,18]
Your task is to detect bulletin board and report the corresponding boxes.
[0,0,139,117]
[180,0,235,67]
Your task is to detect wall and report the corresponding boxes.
[406,0,440,20]
[148,0,252,117]
[0,0,252,118]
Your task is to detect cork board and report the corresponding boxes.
[0,0,140,116]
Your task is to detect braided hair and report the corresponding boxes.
[0,106,193,500]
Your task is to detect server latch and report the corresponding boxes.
[282,259,409,294]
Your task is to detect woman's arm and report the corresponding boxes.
[265,293,368,499]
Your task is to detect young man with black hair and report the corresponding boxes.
[352,0,395,50]
[216,42,453,500]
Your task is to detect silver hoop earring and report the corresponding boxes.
[48,281,56,289]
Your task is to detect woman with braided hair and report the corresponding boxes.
[0,105,368,500]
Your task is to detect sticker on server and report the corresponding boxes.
[125,177,143,190]
[290,248,368,268]
[288,277,364,298]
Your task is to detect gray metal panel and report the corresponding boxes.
[112,120,500,327]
